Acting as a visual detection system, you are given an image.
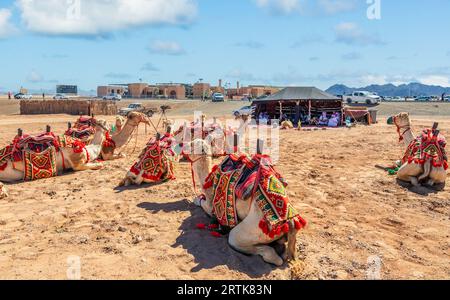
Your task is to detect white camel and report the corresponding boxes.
[0,120,109,186]
[391,112,447,187]
[183,139,305,266]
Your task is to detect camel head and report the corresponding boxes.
[115,116,126,129]
[0,183,8,200]
[93,119,110,132]
[182,139,213,161]
[127,112,150,126]
[388,112,412,142]
[388,112,411,128]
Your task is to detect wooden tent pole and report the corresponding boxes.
[308,100,312,121]
[295,101,300,126]
[279,101,283,120]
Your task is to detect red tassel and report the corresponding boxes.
[282,223,290,233]
[210,232,222,238]
[208,224,219,230]
[196,223,206,230]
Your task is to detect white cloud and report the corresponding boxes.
[16,0,197,36]
[254,0,301,14]
[419,75,450,87]
[0,9,17,38]
[254,0,357,15]
[335,22,384,46]
[317,0,358,14]
[148,40,186,55]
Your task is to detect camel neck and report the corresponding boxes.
[113,122,137,148]
[401,126,415,146]
[193,157,212,194]
[91,129,105,146]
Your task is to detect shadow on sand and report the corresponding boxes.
[396,179,445,196]
[113,181,167,193]
[138,199,283,278]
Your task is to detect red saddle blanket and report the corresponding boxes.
[402,129,448,170]
[204,154,306,237]
[23,146,58,181]
[129,134,176,182]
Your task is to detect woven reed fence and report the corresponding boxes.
[20,100,118,116]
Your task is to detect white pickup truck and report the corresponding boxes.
[345,91,381,105]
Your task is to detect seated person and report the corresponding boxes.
[318,112,329,126]
[310,117,319,126]
[328,112,340,127]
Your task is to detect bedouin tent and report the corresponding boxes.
[252,87,343,126]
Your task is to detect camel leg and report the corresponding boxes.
[228,201,284,266]
[134,170,145,186]
[194,196,214,217]
[72,162,104,171]
[397,163,423,187]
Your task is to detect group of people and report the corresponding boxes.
[278,111,342,128]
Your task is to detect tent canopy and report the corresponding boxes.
[253,87,341,103]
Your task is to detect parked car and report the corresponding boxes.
[103,93,122,101]
[212,93,225,102]
[14,93,33,100]
[415,96,431,102]
[444,96,450,102]
[345,91,381,105]
[233,105,255,116]
[53,93,68,100]
[119,103,155,117]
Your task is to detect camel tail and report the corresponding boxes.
[287,220,298,260]
[418,159,432,182]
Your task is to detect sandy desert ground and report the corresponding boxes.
[0,98,449,279]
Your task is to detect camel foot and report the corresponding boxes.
[255,245,284,266]
[410,177,420,187]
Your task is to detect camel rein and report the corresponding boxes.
[394,117,411,142]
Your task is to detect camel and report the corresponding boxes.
[119,133,176,187]
[182,139,306,266]
[101,112,151,161]
[0,120,109,186]
[114,116,126,134]
[390,112,447,187]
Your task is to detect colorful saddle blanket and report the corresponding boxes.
[129,134,176,182]
[204,154,306,237]
[0,133,61,166]
[65,127,95,141]
[402,129,448,170]
[23,146,58,181]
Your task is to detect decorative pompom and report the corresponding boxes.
[282,223,290,233]
[210,232,222,238]
[208,224,219,230]
[196,223,206,230]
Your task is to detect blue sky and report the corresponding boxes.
[0,0,449,93]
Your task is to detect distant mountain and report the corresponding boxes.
[326,83,450,97]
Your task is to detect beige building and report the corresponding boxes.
[97,86,126,97]
[193,83,211,99]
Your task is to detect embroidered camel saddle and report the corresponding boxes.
[203,154,306,238]
[402,129,448,170]
[0,133,62,180]
[65,116,97,143]
[0,132,88,180]
[128,134,176,182]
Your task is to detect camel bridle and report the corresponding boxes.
[393,115,412,142]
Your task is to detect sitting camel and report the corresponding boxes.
[182,139,306,266]
[101,112,151,161]
[119,133,176,187]
[0,120,109,186]
[389,112,447,187]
